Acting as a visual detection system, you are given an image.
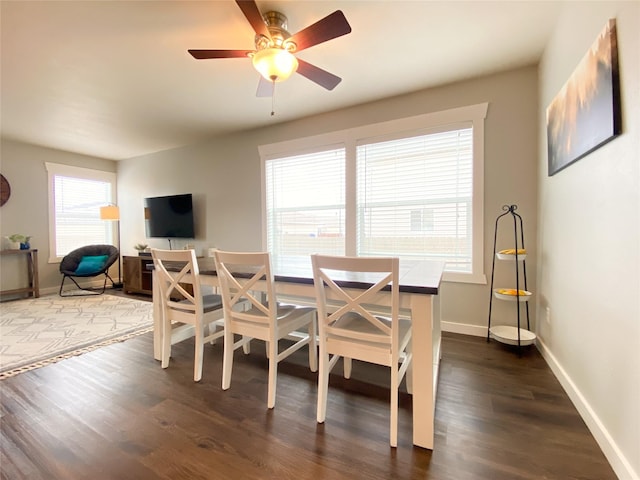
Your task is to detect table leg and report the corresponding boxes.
[27,252,34,297]
[31,250,40,298]
[152,270,162,361]
[411,293,437,449]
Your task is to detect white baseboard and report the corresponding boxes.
[536,338,638,480]
[441,320,486,337]
[39,285,59,296]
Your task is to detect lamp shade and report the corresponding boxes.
[100,205,120,221]
[252,48,298,82]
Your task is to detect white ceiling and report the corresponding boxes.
[0,1,562,161]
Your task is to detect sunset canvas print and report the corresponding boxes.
[546,19,621,176]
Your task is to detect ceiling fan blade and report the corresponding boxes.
[256,76,274,97]
[188,49,253,59]
[288,10,351,52]
[296,59,342,91]
[235,0,272,40]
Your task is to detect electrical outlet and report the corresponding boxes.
[545,306,551,324]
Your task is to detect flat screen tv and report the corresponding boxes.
[144,193,195,239]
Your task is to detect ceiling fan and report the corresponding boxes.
[188,0,352,97]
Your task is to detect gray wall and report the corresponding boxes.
[118,65,539,335]
[536,2,639,478]
[0,140,117,294]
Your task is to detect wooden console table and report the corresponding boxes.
[0,249,40,299]
[123,255,153,295]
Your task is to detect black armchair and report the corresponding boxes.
[59,245,119,296]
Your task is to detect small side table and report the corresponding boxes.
[0,249,40,300]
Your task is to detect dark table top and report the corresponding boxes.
[192,256,445,295]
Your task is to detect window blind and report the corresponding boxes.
[260,103,488,282]
[53,175,113,256]
[265,148,345,263]
[356,127,473,271]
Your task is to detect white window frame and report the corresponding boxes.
[260,103,488,284]
[45,162,117,263]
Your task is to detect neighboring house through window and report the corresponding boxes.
[45,163,117,262]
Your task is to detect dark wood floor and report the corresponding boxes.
[0,311,616,479]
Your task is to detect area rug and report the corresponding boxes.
[0,294,153,379]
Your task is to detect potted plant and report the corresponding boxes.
[134,243,149,255]
[5,234,31,250]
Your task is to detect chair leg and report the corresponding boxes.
[267,338,278,409]
[308,313,318,373]
[390,366,399,448]
[343,357,352,379]
[405,340,413,395]
[194,326,204,382]
[317,347,329,423]
[161,315,171,370]
[222,329,234,390]
[206,322,218,345]
[98,274,108,294]
[59,274,105,297]
[59,276,67,296]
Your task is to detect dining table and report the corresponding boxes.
[151,255,445,450]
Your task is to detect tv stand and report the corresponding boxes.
[123,255,153,296]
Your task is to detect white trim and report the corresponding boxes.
[44,162,116,183]
[45,162,117,263]
[536,338,638,480]
[259,139,346,160]
[441,320,487,337]
[261,153,267,251]
[442,272,487,284]
[470,105,487,284]
[344,138,358,256]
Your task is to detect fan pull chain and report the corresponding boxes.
[271,79,276,116]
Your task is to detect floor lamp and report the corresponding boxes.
[100,204,123,289]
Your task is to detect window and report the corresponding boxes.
[410,209,435,233]
[260,103,488,283]
[45,163,117,262]
[357,127,473,272]
[264,147,345,262]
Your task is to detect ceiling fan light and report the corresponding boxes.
[252,48,298,82]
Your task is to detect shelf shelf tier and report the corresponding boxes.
[493,289,532,302]
[487,204,532,347]
[489,325,536,346]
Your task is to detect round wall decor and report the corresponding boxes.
[0,174,10,207]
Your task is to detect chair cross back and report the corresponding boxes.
[316,266,397,344]
[156,258,200,314]
[216,261,272,323]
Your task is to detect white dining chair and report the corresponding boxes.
[152,248,225,382]
[311,254,412,447]
[213,250,318,409]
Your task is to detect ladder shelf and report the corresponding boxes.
[487,204,536,348]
